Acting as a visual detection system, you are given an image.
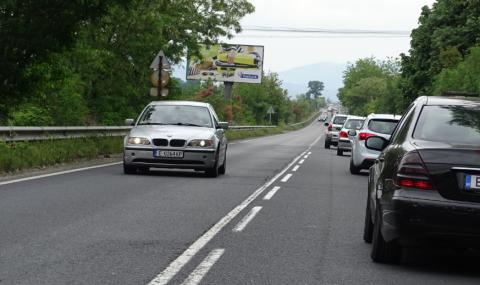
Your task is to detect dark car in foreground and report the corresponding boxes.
[363,95,480,263]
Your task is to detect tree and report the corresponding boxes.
[306,81,324,100]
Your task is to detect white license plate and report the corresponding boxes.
[154,150,184,158]
[465,175,480,190]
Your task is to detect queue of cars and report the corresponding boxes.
[324,94,480,264]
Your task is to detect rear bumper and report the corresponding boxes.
[381,189,480,246]
[123,147,216,169]
[326,132,339,143]
[337,139,351,151]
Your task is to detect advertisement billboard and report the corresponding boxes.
[187,44,264,84]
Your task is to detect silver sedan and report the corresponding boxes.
[123,101,228,177]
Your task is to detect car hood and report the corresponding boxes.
[129,125,215,140]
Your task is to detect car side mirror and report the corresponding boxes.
[365,136,389,151]
[125,119,135,126]
[348,130,357,136]
[324,122,329,127]
[218,122,229,130]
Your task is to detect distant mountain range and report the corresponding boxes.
[278,62,347,102]
[172,61,347,102]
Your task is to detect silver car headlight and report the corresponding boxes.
[127,137,151,145]
[188,139,214,148]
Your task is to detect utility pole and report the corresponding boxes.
[224,81,233,102]
[157,55,163,99]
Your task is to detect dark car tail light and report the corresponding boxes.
[328,123,333,131]
[339,131,348,138]
[358,132,375,141]
[396,151,435,190]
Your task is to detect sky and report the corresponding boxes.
[226,0,436,73]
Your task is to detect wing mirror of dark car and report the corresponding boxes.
[348,130,357,136]
[125,119,135,126]
[324,122,329,126]
[218,122,229,130]
[365,136,389,152]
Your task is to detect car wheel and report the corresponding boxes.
[324,139,330,149]
[219,149,227,175]
[371,208,401,263]
[123,163,137,174]
[349,158,361,175]
[206,150,220,178]
[363,198,374,243]
[337,148,343,156]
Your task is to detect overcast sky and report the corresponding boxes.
[226,0,435,72]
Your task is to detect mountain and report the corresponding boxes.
[278,62,347,102]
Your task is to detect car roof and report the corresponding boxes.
[421,96,480,106]
[346,115,366,120]
[149,100,211,107]
[333,114,348,117]
[366,113,402,120]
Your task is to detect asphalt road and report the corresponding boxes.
[1,122,480,285]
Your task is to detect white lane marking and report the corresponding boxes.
[145,138,312,285]
[308,151,312,155]
[281,173,293,182]
[180,249,225,285]
[0,162,122,187]
[292,165,300,172]
[263,186,281,200]
[299,159,305,165]
[303,155,309,159]
[233,206,263,232]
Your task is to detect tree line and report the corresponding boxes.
[338,0,480,116]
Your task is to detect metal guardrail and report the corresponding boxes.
[0,111,321,142]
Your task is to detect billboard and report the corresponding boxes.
[187,44,264,84]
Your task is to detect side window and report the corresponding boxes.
[391,105,416,144]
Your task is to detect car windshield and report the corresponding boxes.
[413,105,480,145]
[138,105,213,128]
[333,116,347,125]
[368,119,398,134]
[344,119,364,130]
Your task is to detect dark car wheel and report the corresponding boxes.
[363,199,374,243]
[337,148,343,156]
[219,150,227,175]
[206,149,220,178]
[371,208,402,263]
[324,139,330,149]
[123,163,137,174]
[349,158,361,175]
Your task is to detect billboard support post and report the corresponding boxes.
[157,55,163,99]
[224,81,234,102]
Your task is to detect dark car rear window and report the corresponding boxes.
[413,105,480,145]
[368,119,398,134]
[333,116,347,125]
[344,119,364,130]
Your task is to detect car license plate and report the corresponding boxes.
[154,150,184,158]
[465,175,480,190]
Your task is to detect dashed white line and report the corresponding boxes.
[304,155,309,159]
[263,186,281,200]
[233,206,263,232]
[180,249,225,285]
[299,159,305,164]
[308,151,312,155]
[281,173,293,182]
[145,134,317,285]
[292,165,300,172]
[0,162,122,187]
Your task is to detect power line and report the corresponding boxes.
[242,25,411,36]
[235,34,410,39]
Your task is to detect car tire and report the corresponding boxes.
[324,139,330,149]
[363,199,374,243]
[349,158,361,175]
[123,163,137,174]
[206,149,220,178]
[218,150,227,175]
[371,208,402,263]
[337,148,343,156]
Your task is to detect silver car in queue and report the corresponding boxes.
[123,101,228,177]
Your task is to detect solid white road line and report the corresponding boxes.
[299,159,305,165]
[263,186,281,200]
[292,165,300,172]
[0,162,122,187]
[180,249,225,285]
[281,173,293,183]
[145,137,314,285]
[233,206,263,232]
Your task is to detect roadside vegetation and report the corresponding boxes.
[338,0,480,116]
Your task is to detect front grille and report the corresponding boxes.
[152,139,168,146]
[133,158,204,165]
[170,139,186,147]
